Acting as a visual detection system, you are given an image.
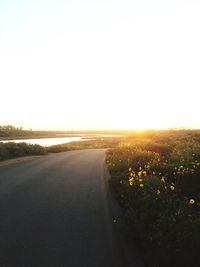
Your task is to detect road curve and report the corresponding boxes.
[0,149,120,267]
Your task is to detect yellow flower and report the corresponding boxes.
[140,183,144,188]
[161,176,165,183]
[138,171,142,177]
[170,185,175,191]
[131,172,135,177]
[129,177,134,186]
[189,199,195,205]
[143,171,147,176]
[129,167,132,172]
[156,190,160,195]
[139,178,143,183]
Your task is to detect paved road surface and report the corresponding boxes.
[0,149,121,267]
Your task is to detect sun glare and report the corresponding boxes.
[0,0,200,130]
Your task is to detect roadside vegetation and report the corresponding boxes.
[106,130,200,267]
[0,142,47,161]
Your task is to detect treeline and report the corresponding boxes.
[0,125,60,140]
[0,125,32,137]
[0,142,47,161]
[0,125,40,139]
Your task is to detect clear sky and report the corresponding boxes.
[0,0,200,130]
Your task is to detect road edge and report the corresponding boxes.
[102,157,145,267]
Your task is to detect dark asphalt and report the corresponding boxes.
[0,149,121,267]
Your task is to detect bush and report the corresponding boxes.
[0,142,47,161]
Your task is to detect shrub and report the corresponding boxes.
[0,142,47,161]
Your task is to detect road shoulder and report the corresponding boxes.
[103,161,145,267]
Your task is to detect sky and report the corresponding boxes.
[0,0,200,130]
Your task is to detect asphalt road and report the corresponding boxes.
[0,149,121,267]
